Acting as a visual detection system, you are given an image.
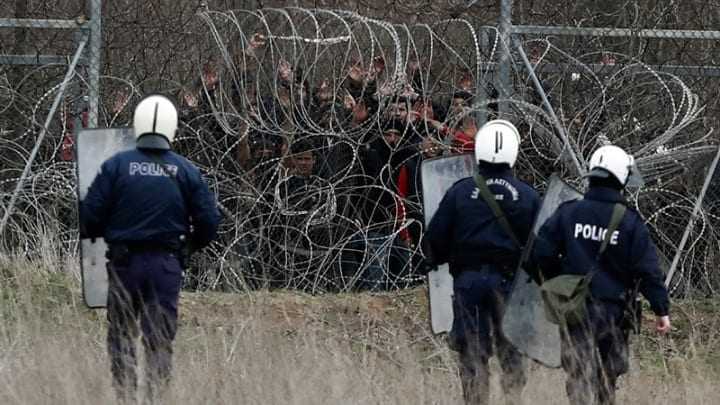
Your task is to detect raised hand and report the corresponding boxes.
[278,59,293,83]
[249,32,266,50]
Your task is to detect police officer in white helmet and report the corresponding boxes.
[424,120,540,405]
[81,94,221,401]
[531,145,671,405]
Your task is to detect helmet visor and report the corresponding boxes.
[585,167,611,179]
[626,161,645,188]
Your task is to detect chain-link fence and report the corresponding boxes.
[0,0,718,295]
[499,0,720,296]
[0,0,101,264]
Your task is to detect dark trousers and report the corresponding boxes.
[450,269,526,405]
[107,251,183,401]
[561,301,629,405]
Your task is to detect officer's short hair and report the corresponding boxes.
[589,172,623,190]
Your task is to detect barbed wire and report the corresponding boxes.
[0,5,719,296]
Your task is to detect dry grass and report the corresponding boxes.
[0,257,717,404]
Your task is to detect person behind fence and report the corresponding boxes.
[530,145,671,405]
[80,94,221,401]
[423,119,539,405]
[352,119,414,290]
[403,129,443,276]
[278,139,321,253]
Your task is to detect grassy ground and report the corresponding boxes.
[0,258,717,404]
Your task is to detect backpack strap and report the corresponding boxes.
[473,173,521,247]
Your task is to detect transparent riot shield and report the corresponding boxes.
[501,174,582,368]
[421,154,476,334]
[76,128,135,308]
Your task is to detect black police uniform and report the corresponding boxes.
[81,147,221,399]
[531,185,670,405]
[425,164,540,405]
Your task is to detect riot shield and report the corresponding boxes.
[76,128,135,308]
[501,174,582,368]
[421,154,476,334]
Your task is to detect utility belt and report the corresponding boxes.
[454,262,515,279]
[451,249,518,274]
[106,240,187,268]
[128,241,179,253]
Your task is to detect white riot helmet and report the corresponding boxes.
[587,145,635,186]
[474,119,521,167]
[133,94,178,150]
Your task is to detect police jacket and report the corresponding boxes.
[81,148,221,250]
[425,165,540,276]
[531,186,670,316]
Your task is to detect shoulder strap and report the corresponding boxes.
[597,203,627,258]
[583,202,627,283]
[473,173,520,246]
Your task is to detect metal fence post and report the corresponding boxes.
[86,0,102,128]
[514,38,584,176]
[0,38,89,237]
[665,144,720,288]
[497,0,513,118]
[473,29,490,126]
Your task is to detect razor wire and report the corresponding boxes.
[0,5,719,296]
